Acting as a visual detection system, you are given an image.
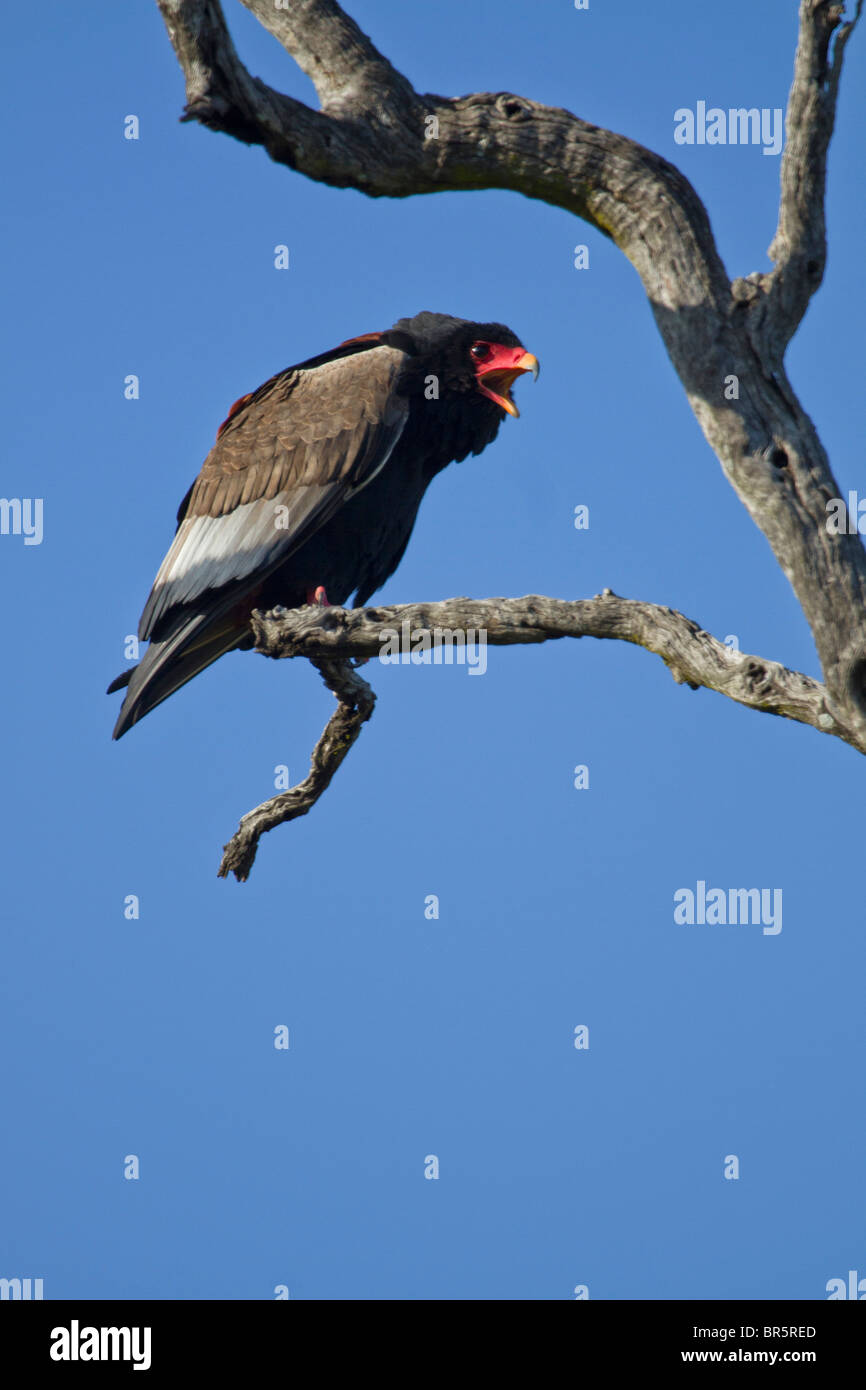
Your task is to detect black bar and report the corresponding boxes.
[1,1299,861,1374]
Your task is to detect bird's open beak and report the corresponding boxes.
[477,347,539,417]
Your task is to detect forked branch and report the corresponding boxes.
[218,656,375,881]
[216,592,861,878]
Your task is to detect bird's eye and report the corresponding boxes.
[470,342,492,361]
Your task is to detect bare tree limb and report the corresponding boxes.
[218,656,375,881]
[249,595,861,752]
[242,0,415,113]
[216,589,860,877]
[757,0,864,356]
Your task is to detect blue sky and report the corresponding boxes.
[1,0,863,1300]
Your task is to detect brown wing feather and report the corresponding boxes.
[138,345,408,642]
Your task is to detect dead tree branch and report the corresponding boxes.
[218,656,375,881]
[251,594,859,750]
[215,590,861,876]
[759,0,864,356]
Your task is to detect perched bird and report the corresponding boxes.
[108,311,538,738]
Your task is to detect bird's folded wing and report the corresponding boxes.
[138,345,409,642]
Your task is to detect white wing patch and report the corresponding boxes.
[139,486,331,640]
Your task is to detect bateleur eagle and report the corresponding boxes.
[108,311,538,738]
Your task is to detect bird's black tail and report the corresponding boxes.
[108,608,246,739]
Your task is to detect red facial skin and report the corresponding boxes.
[470,342,540,417]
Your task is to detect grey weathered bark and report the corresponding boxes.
[219,655,375,881]
[155,0,864,878]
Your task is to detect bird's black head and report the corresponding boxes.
[384,311,539,423]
